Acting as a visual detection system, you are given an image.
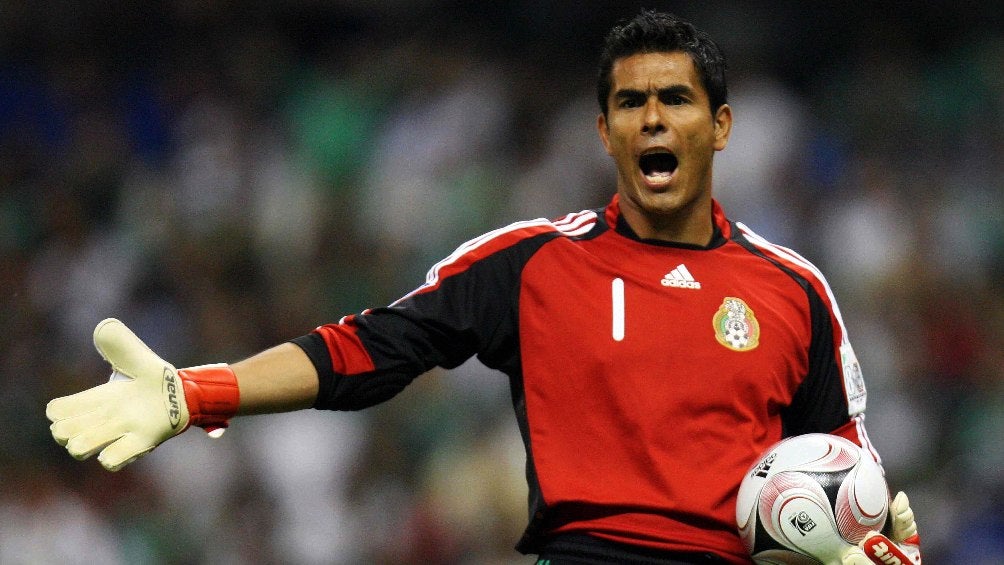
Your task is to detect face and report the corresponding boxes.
[597,51,732,243]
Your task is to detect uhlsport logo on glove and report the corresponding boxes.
[163,367,183,429]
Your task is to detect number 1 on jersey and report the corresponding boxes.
[612,278,625,341]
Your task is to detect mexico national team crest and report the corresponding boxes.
[713,297,760,351]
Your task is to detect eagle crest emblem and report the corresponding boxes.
[713,297,760,352]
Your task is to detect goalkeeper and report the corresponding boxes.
[48,9,921,565]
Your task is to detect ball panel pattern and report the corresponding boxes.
[834,459,888,542]
[795,436,859,473]
[736,434,891,564]
[763,473,845,558]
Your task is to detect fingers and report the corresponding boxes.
[50,405,156,470]
[63,420,123,461]
[46,378,129,428]
[839,547,874,565]
[49,408,107,447]
[47,382,130,460]
[97,435,156,471]
[890,491,918,540]
[92,318,174,381]
[46,382,124,448]
[891,491,909,512]
[46,397,80,430]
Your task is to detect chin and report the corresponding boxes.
[635,188,687,213]
[644,191,712,225]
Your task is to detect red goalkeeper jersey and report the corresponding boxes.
[292,195,876,563]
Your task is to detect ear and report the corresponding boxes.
[597,113,613,155]
[712,104,733,151]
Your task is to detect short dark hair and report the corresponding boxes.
[597,10,728,117]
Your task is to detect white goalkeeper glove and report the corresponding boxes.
[839,491,922,565]
[46,318,240,471]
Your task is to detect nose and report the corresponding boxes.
[641,98,666,136]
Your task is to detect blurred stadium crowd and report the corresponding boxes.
[1,1,1002,563]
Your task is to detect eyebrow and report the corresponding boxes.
[614,84,695,101]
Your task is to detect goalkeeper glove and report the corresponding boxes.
[840,491,922,565]
[46,318,240,471]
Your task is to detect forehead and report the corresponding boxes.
[610,51,705,94]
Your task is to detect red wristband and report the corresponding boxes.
[177,364,240,433]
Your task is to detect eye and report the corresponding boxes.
[664,94,686,106]
[619,96,643,109]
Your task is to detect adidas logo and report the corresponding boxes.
[661,264,701,289]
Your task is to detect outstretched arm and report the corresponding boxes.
[232,342,318,416]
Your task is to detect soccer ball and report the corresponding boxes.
[723,319,750,348]
[735,433,889,564]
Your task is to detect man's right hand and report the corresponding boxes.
[46,318,239,471]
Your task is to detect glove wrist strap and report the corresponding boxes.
[177,364,240,433]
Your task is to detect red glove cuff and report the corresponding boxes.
[177,364,240,433]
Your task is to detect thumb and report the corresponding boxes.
[889,491,918,540]
[93,318,175,380]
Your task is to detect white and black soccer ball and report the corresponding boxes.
[735,433,889,564]
[724,320,750,348]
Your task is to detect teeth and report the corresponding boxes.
[645,171,672,182]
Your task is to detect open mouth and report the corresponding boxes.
[639,150,678,183]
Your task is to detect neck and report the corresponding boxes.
[617,194,714,245]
